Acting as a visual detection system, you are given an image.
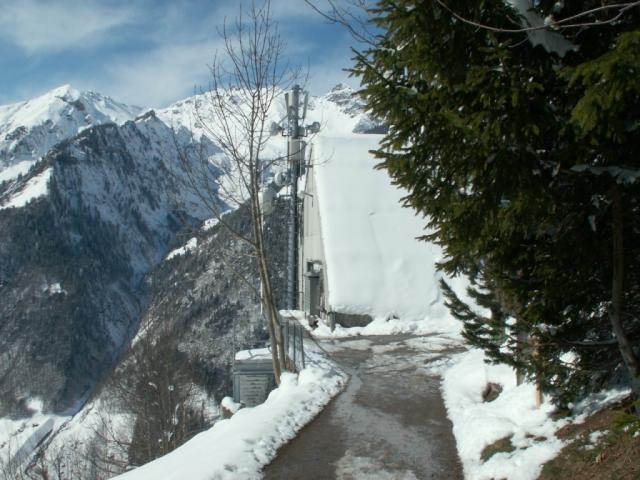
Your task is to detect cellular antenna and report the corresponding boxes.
[270,85,321,310]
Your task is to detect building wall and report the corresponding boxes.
[299,157,328,316]
[299,147,373,329]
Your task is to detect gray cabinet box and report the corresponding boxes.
[232,348,275,407]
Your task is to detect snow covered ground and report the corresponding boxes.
[297,311,630,480]
[0,400,71,470]
[112,339,346,480]
[442,349,564,480]
[443,350,631,480]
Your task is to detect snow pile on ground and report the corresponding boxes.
[441,349,565,480]
[440,348,632,480]
[571,387,631,422]
[220,397,243,416]
[295,309,463,341]
[113,340,346,480]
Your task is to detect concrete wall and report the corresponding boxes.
[299,156,329,316]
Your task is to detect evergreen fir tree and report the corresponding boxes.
[352,0,640,404]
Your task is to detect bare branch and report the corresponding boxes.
[304,0,380,46]
[432,0,640,34]
[167,0,303,385]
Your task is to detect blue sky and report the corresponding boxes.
[0,0,360,107]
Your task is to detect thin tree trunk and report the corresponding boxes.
[516,327,528,386]
[530,336,543,407]
[260,255,284,384]
[609,184,640,411]
[251,177,284,384]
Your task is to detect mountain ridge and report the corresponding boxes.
[0,85,142,182]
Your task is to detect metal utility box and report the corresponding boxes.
[303,273,320,316]
[232,348,276,407]
[303,261,322,316]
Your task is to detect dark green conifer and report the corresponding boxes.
[352,0,640,403]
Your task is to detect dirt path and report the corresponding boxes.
[263,334,464,480]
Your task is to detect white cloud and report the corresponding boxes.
[95,0,341,107]
[99,39,223,107]
[0,0,359,108]
[0,0,139,54]
[305,38,358,95]
[210,0,315,24]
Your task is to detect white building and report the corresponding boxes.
[299,133,456,328]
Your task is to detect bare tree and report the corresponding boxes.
[97,330,208,469]
[0,437,26,480]
[174,0,301,385]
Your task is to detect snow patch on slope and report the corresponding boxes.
[0,161,33,183]
[166,237,198,260]
[0,167,51,209]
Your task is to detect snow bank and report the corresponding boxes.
[440,348,633,480]
[572,387,632,422]
[294,309,463,341]
[313,134,464,322]
[441,349,565,480]
[113,340,346,480]
[220,397,243,415]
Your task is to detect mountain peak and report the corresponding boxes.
[329,82,353,93]
[1,86,142,179]
[47,84,79,99]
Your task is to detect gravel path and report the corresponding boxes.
[263,334,464,479]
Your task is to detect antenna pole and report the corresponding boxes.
[276,85,318,311]
[286,85,303,311]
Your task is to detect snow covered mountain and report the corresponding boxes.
[0,82,377,413]
[156,82,384,144]
[0,82,386,474]
[314,83,386,134]
[0,109,217,416]
[0,85,141,182]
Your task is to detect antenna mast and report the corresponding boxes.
[272,85,320,311]
[286,85,303,311]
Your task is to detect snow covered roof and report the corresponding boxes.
[234,347,272,362]
[311,134,456,322]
